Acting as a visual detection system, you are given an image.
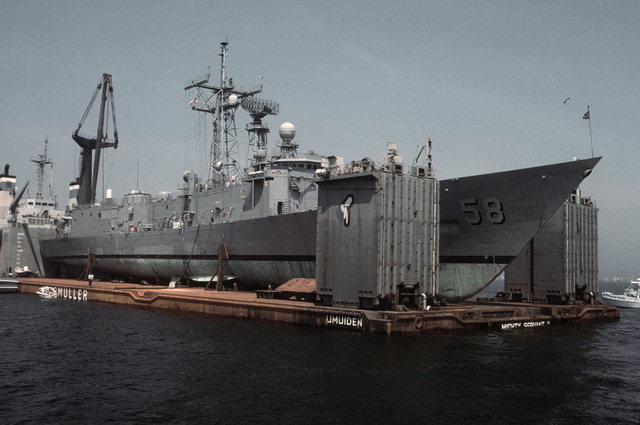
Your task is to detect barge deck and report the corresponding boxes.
[18,278,619,334]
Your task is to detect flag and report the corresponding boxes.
[583,109,590,120]
[189,97,198,107]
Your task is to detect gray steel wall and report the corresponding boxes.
[565,194,598,297]
[316,171,438,308]
[504,193,598,303]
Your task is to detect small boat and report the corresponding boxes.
[0,277,19,293]
[36,286,58,299]
[601,280,640,308]
[15,266,31,277]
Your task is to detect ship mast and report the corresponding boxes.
[30,137,54,200]
[185,42,272,187]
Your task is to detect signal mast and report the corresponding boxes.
[185,42,279,186]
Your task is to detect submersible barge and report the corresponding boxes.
[17,278,619,335]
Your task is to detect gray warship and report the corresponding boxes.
[1,138,68,277]
[43,43,325,287]
[40,42,600,301]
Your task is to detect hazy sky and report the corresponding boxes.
[1,1,638,276]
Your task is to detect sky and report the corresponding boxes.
[1,0,638,276]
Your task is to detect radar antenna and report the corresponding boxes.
[241,97,279,171]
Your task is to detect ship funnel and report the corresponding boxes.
[68,180,79,210]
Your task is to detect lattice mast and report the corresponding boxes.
[30,137,54,200]
[186,42,260,187]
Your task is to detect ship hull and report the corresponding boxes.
[437,157,601,300]
[41,210,317,288]
[2,222,60,277]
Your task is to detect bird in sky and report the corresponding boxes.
[563,97,570,103]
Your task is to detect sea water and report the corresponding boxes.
[2,281,639,425]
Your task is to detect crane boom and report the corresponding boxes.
[72,73,119,205]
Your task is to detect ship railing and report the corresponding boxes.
[324,159,382,177]
[235,85,266,99]
[184,75,262,98]
[184,74,209,90]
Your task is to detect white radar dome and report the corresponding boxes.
[279,122,296,141]
[228,94,238,105]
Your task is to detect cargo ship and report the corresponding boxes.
[40,42,600,301]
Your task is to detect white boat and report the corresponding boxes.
[36,286,58,299]
[0,277,19,293]
[15,266,31,277]
[601,280,640,308]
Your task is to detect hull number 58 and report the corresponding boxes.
[459,198,505,224]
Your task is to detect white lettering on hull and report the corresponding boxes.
[501,320,550,330]
[326,315,363,329]
[53,287,88,302]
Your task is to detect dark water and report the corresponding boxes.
[2,282,639,425]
